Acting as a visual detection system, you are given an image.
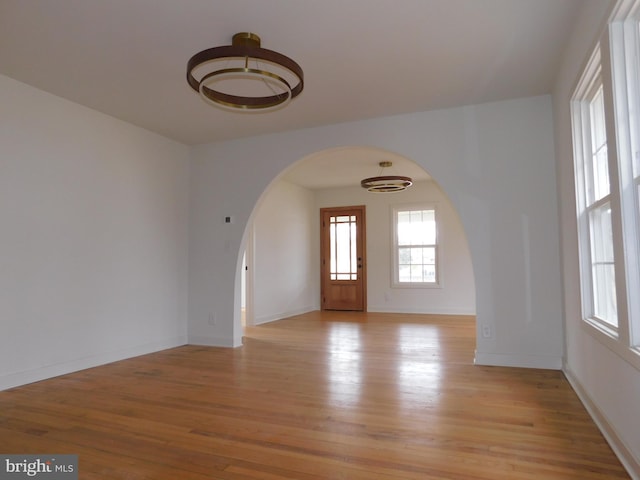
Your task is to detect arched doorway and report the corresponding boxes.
[240,146,476,328]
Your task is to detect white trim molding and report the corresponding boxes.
[474,351,563,370]
[564,367,640,480]
[188,335,243,348]
[253,306,318,326]
[0,336,188,392]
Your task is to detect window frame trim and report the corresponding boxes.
[571,46,621,335]
[570,3,640,371]
[390,203,442,289]
[609,11,640,350]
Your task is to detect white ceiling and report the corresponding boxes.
[282,147,432,190]
[0,0,583,188]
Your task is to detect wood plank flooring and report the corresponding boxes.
[0,311,630,479]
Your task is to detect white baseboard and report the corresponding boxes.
[188,334,243,348]
[563,367,640,480]
[474,351,563,370]
[253,306,317,326]
[368,306,476,315]
[0,335,188,392]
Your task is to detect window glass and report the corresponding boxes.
[394,207,438,286]
[329,215,358,281]
[570,0,640,364]
[572,54,619,333]
[589,203,618,326]
[589,86,611,203]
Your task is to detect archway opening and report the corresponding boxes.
[239,146,476,342]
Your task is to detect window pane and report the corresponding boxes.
[592,264,618,327]
[350,222,357,274]
[336,222,351,273]
[423,210,436,244]
[398,212,410,245]
[398,265,411,283]
[397,246,437,284]
[397,209,435,245]
[423,265,436,282]
[395,208,437,284]
[589,203,614,263]
[410,248,423,264]
[589,86,610,203]
[410,265,423,282]
[593,145,610,202]
[329,223,336,273]
[330,215,358,279]
[398,247,411,264]
[590,86,606,148]
[423,247,436,264]
[397,212,412,245]
[588,203,618,326]
[636,181,640,275]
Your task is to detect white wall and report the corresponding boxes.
[189,94,563,369]
[315,180,475,315]
[251,179,318,324]
[552,0,640,475]
[0,75,190,390]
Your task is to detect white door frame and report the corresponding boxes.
[243,224,255,327]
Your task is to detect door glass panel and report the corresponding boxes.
[329,215,358,281]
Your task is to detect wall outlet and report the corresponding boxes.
[208,313,216,326]
[481,324,492,338]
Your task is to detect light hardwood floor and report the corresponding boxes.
[0,311,630,479]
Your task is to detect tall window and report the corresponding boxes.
[609,6,640,348]
[589,84,618,327]
[392,206,439,286]
[571,0,640,368]
[573,50,619,332]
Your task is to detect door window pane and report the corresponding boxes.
[329,215,358,281]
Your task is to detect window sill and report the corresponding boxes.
[392,282,442,289]
[581,318,640,372]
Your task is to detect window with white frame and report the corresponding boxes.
[392,205,439,287]
[571,0,640,365]
[609,3,640,348]
[573,72,619,330]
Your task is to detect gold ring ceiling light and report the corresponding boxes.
[186,32,304,111]
[361,161,413,193]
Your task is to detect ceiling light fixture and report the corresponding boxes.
[361,161,413,193]
[186,32,304,111]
